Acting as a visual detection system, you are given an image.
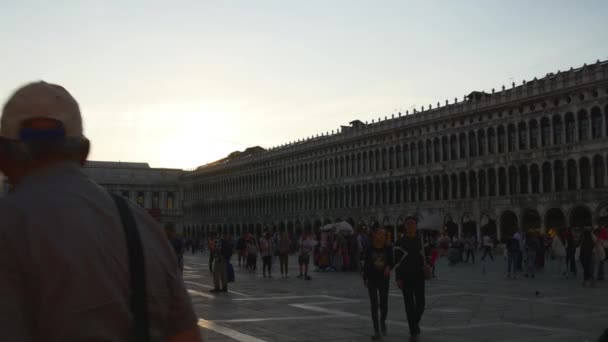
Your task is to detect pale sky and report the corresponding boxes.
[1,1,607,169]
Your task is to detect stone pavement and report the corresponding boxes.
[183,253,607,342]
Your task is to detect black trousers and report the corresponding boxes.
[481,246,493,261]
[402,281,425,336]
[566,251,577,275]
[368,280,389,333]
[262,256,272,276]
[209,254,214,272]
[465,250,475,263]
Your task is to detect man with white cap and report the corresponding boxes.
[0,82,202,341]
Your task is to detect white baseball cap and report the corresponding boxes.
[1,81,83,140]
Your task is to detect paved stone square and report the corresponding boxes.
[183,253,607,342]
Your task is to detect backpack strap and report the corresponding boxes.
[111,194,150,342]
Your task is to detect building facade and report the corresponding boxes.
[181,60,608,242]
[83,161,184,229]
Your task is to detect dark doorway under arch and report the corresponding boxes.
[521,209,541,232]
[500,211,518,238]
[570,206,592,228]
[545,208,566,230]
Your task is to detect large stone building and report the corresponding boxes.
[83,161,184,228]
[181,59,608,242]
[2,60,608,241]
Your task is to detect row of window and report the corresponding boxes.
[186,106,608,199]
[185,155,607,219]
[119,190,176,209]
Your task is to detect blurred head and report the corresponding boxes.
[405,217,417,238]
[372,227,387,248]
[0,82,90,186]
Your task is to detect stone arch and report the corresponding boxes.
[579,156,591,189]
[480,212,497,240]
[500,210,518,238]
[569,205,592,229]
[593,155,605,188]
[545,208,566,231]
[565,112,575,143]
[591,106,603,139]
[521,209,541,232]
[577,109,589,141]
[567,159,577,190]
[540,116,550,147]
[444,214,457,238]
[462,212,476,238]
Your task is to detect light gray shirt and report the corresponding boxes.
[0,162,197,341]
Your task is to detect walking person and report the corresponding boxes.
[481,234,494,261]
[363,228,393,340]
[260,232,274,278]
[506,235,521,279]
[395,217,426,342]
[279,231,291,278]
[211,234,229,292]
[580,230,596,287]
[464,235,476,264]
[166,223,185,273]
[565,229,577,278]
[246,235,258,274]
[208,232,217,272]
[298,231,316,280]
[0,82,201,341]
[552,230,567,277]
[597,226,607,281]
[524,232,539,278]
[236,234,246,267]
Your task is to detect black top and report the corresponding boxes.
[363,246,394,284]
[394,236,425,284]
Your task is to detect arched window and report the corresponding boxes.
[565,112,575,143]
[426,140,432,164]
[375,149,381,172]
[451,174,458,199]
[403,144,409,167]
[519,165,528,194]
[459,133,467,159]
[459,172,467,198]
[593,155,605,188]
[578,110,589,141]
[553,115,563,145]
[529,120,538,149]
[518,122,527,150]
[554,160,565,192]
[411,143,417,166]
[434,175,441,200]
[425,176,432,201]
[567,159,577,190]
[541,117,550,147]
[530,164,540,193]
[591,107,603,139]
[507,124,516,152]
[478,129,486,156]
[497,126,506,153]
[410,179,417,203]
[469,131,477,157]
[402,179,409,202]
[434,138,440,163]
[442,174,449,199]
[388,148,394,170]
[542,162,552,193]
[498,167,507,196]
[395,181,401,204]
[478,170,486,197]
[418,177,424,201]
[418,141,425,165]
[507,166,517,195]
[395,146,401,169]
[450,135,457,160]
[442,136,449,161]
[469,171,477,198]
[488,168,496,196]
[579,157,591,189]
[488,127,496,154]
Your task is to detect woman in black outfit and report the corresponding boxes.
[363,227,394,340]
[395,217,426,342]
